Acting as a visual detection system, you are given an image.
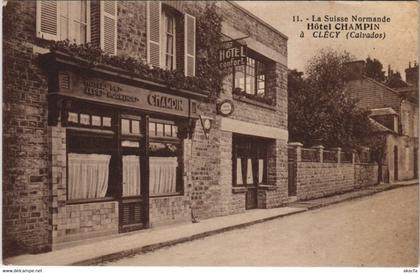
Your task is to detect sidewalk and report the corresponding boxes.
[4,179,418,266]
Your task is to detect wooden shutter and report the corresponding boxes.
[100,1,117,55]
[184,13,196,77]
[36,0,59,40]
[147,1,161,67]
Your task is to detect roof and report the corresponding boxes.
[369,118,396,134]
[362,76,403,97]
[369,107,398,116]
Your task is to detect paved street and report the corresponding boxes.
[106,186,418,266]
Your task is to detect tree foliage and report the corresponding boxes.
[365,57,386,82]
[288,48,374,149]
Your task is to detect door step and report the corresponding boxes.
[288,196,297,203]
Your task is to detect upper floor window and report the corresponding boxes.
[161,8,176,70]
[147,2,196,76]
[59,1,88,44]
[234,56,267,97]
[36,1,117,55]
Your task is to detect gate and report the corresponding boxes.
[288,161,296,196]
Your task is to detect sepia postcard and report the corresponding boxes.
[1,0,419,271]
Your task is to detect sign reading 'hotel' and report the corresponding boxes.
[219,40,247,69]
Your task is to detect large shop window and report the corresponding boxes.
[233,135,268,186]
[36,1,117,54]
[148,119,182,196]
[147,2,196,76]
[67,131,115,201]
[66,109,116,201]
[233,55,267,97]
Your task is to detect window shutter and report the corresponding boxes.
[147,1,161,67]
[184,13,196,77]
[100,1,117,55]
[36,0,59,40]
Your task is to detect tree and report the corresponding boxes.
[365,57,386,82]
[288,48,374,149]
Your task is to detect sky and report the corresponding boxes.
[237,1,418,80]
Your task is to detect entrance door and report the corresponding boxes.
[233,135,268,210]
[119,115,148,232]
[394,146,399,181]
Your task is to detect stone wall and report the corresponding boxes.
[296,162,355,200]
[289,143,361,201]
[3,0,51,255]
[288,143,386,200]
[354,163,378,189]
[53,202,119,247]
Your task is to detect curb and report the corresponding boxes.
[72,208,308,265]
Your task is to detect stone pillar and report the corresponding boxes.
[288,142,303,162]
[331,147,342,163]
[352,149,356,164]
[311,145,324,163]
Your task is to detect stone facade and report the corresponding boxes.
[3,0,51,255]
[3,0,288,255]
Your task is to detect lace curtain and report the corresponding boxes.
[236,158,265,184]
[122,155,141,197]
[68,153,111,200]
[150,157,178,195]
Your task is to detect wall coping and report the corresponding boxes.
[220,117,288,141]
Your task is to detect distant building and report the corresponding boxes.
[405,62,419,87]
[344,61,418,182]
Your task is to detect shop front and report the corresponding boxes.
[43,52,205,246]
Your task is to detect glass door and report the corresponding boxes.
[119,114,148,232]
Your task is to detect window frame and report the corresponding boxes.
[232,134,269,187]
[37,0,91,43]
[160,8,177,71]
[232,52,268,98]
[148,118,183,197]
[66,129,117,204]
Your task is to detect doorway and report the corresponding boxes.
[119,114,148,232]
[394,146,399,181]
[232,134,268,210]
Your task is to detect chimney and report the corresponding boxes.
[405,60,419,87]
[344,60,366,80]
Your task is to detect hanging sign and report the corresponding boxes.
[219,40,247,69]
[217,99,235,117]
[199,115,213,139]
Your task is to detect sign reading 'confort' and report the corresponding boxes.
[58,72,190,117]
[219,40,247,69]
